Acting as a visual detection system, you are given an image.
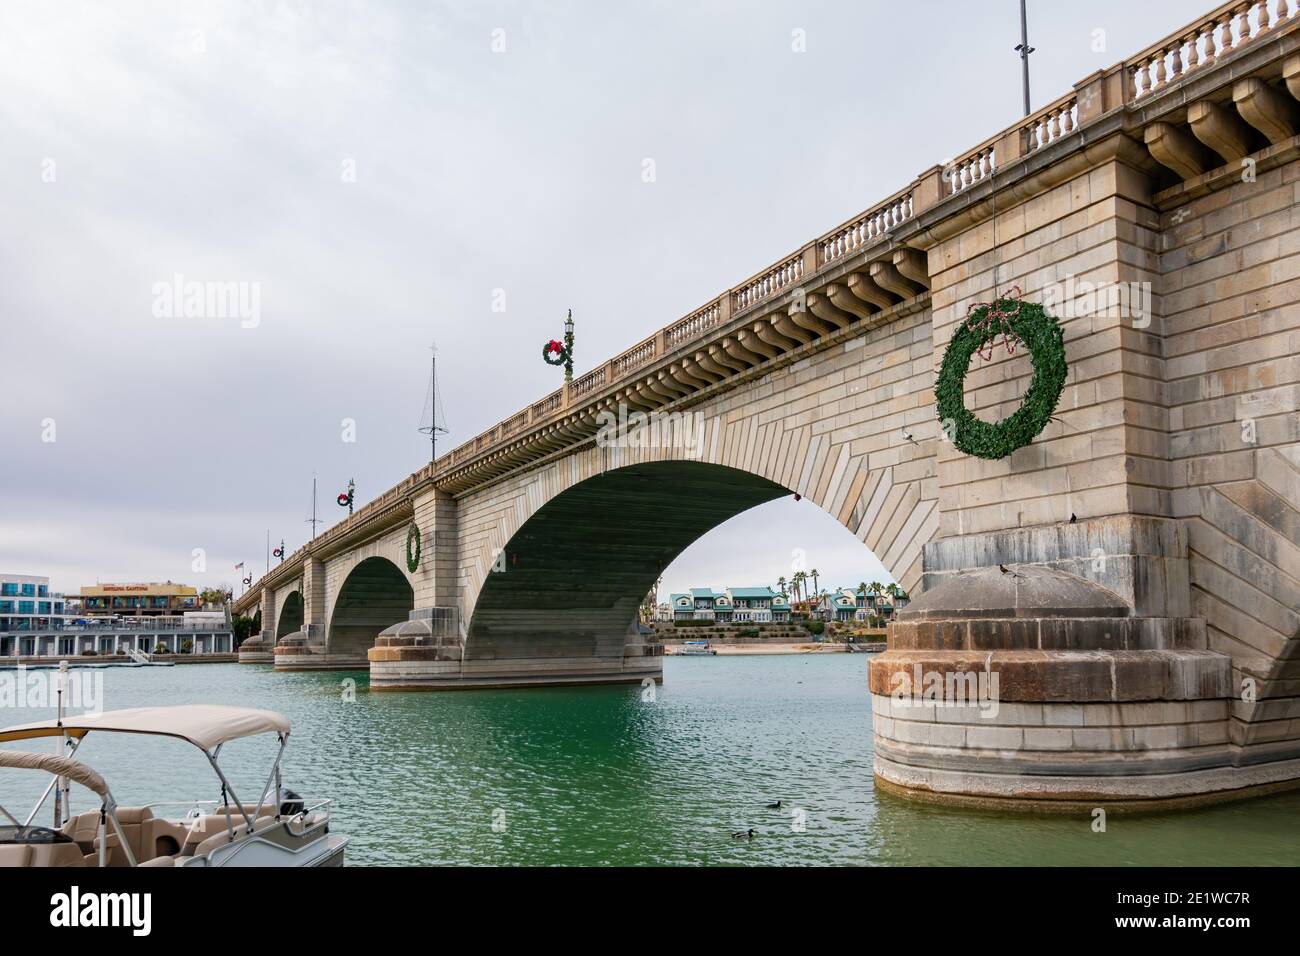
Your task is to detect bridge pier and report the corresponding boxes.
[237,630,276,663]
[367,608,663,690]
[869,518,1300,812]
[237,589,276,663]
[270,624,369,671]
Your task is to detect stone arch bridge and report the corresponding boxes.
[238,0,1300,811]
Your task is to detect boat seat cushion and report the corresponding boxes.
[141,818,190,859]
[192,816,277,860]
[178,812,251,854]
[91,808,155,866]
[28,842,86,867]
[0,844,33,867]
[63,810,103,852]
[63,806,153,857]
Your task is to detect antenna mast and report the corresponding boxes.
[305,473,321,540]
[418,343,449,464]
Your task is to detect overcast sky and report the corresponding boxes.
[0,0,1207,599]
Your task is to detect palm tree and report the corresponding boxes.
[810,569,820,601]
[884,581,904,615]
[777,575,788,599]
[857,581,868,608]
[792,571,807,613]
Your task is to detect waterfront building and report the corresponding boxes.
[0,575,232,659]
[0,573,71,634]
[1,615,234,659]
[669,587,791,623]
[78,581,200,617]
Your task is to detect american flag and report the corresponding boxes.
[234,562,244,570]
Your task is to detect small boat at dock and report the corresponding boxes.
[676,640,717,656]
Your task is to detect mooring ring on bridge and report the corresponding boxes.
[935,298,1067,461]
[406,521,422,573]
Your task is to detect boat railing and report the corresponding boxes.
[144,796,332,825]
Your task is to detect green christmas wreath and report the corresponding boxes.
[405,521,422,574]
[935,293,1067,460]
[542,339,569,366]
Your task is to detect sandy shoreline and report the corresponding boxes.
[664,641,882,656]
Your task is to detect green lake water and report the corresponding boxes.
[2,654,1297,865]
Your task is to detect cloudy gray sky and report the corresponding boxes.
[0,0,1206,599]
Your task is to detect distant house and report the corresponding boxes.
[670,587,790,623]
[815,587,911,623]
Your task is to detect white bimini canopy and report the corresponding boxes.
[0,705,290,751]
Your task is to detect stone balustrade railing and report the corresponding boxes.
[947,141,996,197]
[570,366,605,398]
[234,0,1300,616]
[531,390,562,420]
[666,300,723,349]
[731,251,805,313]
[1126,0,1292,100]
[1023,92,1078,153]
[818,188,914,265]
[615,338,656,375]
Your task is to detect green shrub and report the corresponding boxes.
[803,620,825,636]
[738,628,759,638]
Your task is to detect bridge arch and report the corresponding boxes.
[462,434,937,664]
[327,556,414,659]
[455,302,937,642]
[275,590,303,640]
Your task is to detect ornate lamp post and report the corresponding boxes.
[563,309,575,384]
[542,309,575,384]
[337,478,355,515]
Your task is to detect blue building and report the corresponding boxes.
[0,573,68,633]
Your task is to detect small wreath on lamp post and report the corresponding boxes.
[935,290,1067,461]
[405,521,422,574]
[542,339,569,366]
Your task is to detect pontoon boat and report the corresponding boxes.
[0,704,346,867]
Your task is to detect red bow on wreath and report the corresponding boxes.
[546,339,563,354]
[965,285,1024,362]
